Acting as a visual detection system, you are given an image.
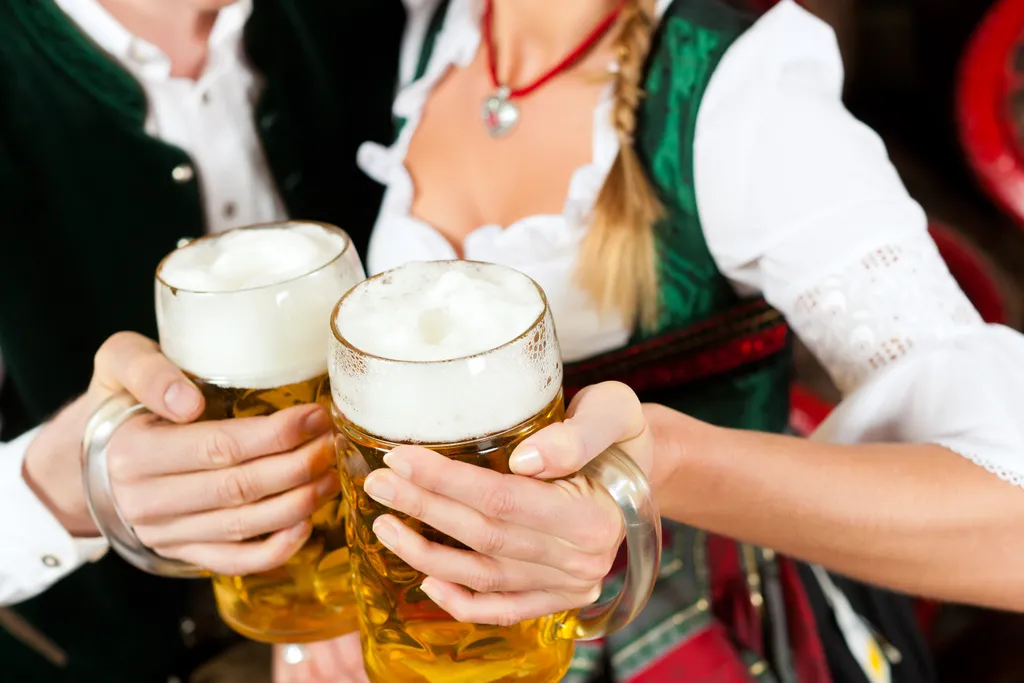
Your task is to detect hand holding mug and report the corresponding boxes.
[25,331,338,576]
[360,381,653,625]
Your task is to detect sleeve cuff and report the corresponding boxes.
[0,426,109,605]
[812,324,1024,488]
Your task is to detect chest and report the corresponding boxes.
[403,49,610,250]
[369,5,745,359]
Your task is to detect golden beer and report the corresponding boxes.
[329,260,662,683]
[156,221,365,643]
[335,394,574,683]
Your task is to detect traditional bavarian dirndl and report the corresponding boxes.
[403,1,936,681]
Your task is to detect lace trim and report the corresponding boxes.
[966,455,1024,489]
[939,441,1024,489]
[786,235,982,395]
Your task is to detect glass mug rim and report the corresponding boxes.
[156,220,354,296]
[329,259,551,366]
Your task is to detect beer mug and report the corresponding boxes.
[328,260,661,683]
[85,221,365,643]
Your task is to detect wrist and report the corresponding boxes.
[640,403,730,523]
[23,395,100,537]
[641,403,707,489]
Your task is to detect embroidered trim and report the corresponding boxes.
[611,600,714,678]
[786,236,981,395]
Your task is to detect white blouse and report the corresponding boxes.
[359,0,1024,487]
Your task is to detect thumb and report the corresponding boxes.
[509,381,651,479]
[89,331,204,423]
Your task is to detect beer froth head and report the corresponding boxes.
[330,260,563,444]
[159,223,346,293]
[157,222,365,389]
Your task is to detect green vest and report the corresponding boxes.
[634,0,792,431]
[0,1,404,681]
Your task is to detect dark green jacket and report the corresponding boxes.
[0,1,403,681]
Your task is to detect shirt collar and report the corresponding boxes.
[53,0,252,81]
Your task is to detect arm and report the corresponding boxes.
[1,332,337,605]
[686,0,1024,608]
[649,398,1024,611]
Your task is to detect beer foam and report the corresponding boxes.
[337,262,544,362]
[330,261,563,443]
[159,223,347,293]
[157,223,365,388]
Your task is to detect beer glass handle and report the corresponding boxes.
[569,445,662,640]
[83,392,210,579]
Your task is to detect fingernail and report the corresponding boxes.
[304,407,331,437]
[383,451,412,478]
[420,578,445,605]
[373,518,398,551]
[164,381,201,419]
[509,445,544,476]
[364,472,395,504]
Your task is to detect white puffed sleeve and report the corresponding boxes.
[694,0,1024,484]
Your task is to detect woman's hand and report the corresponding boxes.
[271,634,368,683]
[23,332,337,575]
[360,381,653,625]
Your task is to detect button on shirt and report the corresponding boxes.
[0,0,287,605]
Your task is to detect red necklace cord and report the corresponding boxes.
[482,0,626,99]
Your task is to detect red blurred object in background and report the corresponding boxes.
[788,384,833,438]
[928,223,1007,325]
[957,0,1024,231]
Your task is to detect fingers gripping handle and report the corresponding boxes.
[82,391,209,578]
[571,445,662,639]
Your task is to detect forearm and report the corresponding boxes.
[651,406,1024,610]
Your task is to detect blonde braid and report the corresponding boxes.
[576,0,662,332]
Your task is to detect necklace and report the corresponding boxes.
[480,0,624,138]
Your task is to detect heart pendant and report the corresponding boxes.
[481,86,519,138]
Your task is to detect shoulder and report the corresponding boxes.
[0,3,44,94]
[696,1,844,126]
[658,0,754,37]
[652,0,840,83]
[645,0,755,105]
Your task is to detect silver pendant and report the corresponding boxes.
[481,86,519,138]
